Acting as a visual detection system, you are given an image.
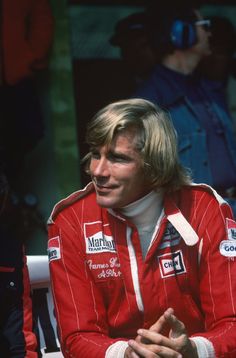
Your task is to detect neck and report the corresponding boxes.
[162,50,201,75]
[119,190,164,258]
[119,190,163,229]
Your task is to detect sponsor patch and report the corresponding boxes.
[48,236,61,261]
[159,223,181,249]
[219,240,236,257]
[84,222,116,254]
[226,218,236,241]
[158,250,186,278]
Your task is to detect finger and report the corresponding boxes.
[149,308,174,332]
[129,339,182,358]
[128,340,161,358]
[125,346,140,358]
[137,329,180,350]
[163,311,186,338]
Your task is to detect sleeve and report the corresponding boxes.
[0,176,37,356]
[0,251,38,357]
[28,0,54,70]
[22,254,39,357]
[48,218,126,358]
[193,199,236,357]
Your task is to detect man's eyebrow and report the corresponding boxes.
[108,149,133,159]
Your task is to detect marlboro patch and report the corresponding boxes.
[48,236,61,261]
[219,219,236,257]
[84,222,116,254]
[226,218,236,241]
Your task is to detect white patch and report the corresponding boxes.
[159,223,181,249]
[85,232,116,254]
[226,218,236,241]
[158,250,186,278]
[84,222,116,254]
[48,236,61,262]
[219,240,236,257]
[48,247,61,261]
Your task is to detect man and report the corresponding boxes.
[133,4,236,216]
[196,16,236,129]
[0,169,38,357]
[48,98,236,357]
[110,12,157,86]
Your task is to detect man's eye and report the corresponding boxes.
[108,154,130,162]
[91,151,100,159]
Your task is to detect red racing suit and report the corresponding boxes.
[48,183,236,358]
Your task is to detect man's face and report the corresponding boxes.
[120,35,156,78]
[193,10,211,57]
[89,129,151,209]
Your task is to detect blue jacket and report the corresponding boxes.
[133,64,236,185]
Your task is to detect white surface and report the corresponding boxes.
[27,255,63,356]
[42,352,64,357]
[27,255,50,285]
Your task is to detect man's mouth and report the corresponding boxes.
[95,182,118,193]
[96,184,113,190]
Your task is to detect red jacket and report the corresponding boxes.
[1,0,54,85]
[48,183,236,358]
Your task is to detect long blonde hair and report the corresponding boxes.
[84,98,191,192]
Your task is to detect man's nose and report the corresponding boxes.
[93,157,109,177]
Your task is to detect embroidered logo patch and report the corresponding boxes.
[48,236,61,261]
[220,241,236,257]
[84,222,116,254]
[159,223,181,249]
[226,218,236,241]
[219,218,236,257]
[158,250,186,278]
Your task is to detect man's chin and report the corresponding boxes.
[96,196,115,208]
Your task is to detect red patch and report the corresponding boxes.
[226,218,236,241]
[48,236,61,261]
[48,236,60,248]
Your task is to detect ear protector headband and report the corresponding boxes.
[170,19,197,49]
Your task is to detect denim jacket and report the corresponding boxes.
[133,64,236,185]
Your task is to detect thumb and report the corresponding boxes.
[163,309,186,338]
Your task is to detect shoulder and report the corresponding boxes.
[133,65,180,105]
[133,66,163,96]
[178,183,233,218]
[48,182,97,224]
[183,183,225,201]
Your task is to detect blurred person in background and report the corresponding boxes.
[197,15,236,130]
[0,0,54,196]
[0,167,38,357]
[110,12,157,88]
[133,2,236,217]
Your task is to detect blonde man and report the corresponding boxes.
[48,98,236,358]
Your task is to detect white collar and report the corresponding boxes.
[119,190,163,230]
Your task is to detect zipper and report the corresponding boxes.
[126,226,144,312]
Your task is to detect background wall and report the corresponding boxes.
[26,0,80,254]
[26,0,236,254]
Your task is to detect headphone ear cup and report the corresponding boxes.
[170,19,197,49]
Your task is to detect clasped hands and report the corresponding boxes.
[125,308,198,358]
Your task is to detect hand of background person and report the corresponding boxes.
[125,308,198,358]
